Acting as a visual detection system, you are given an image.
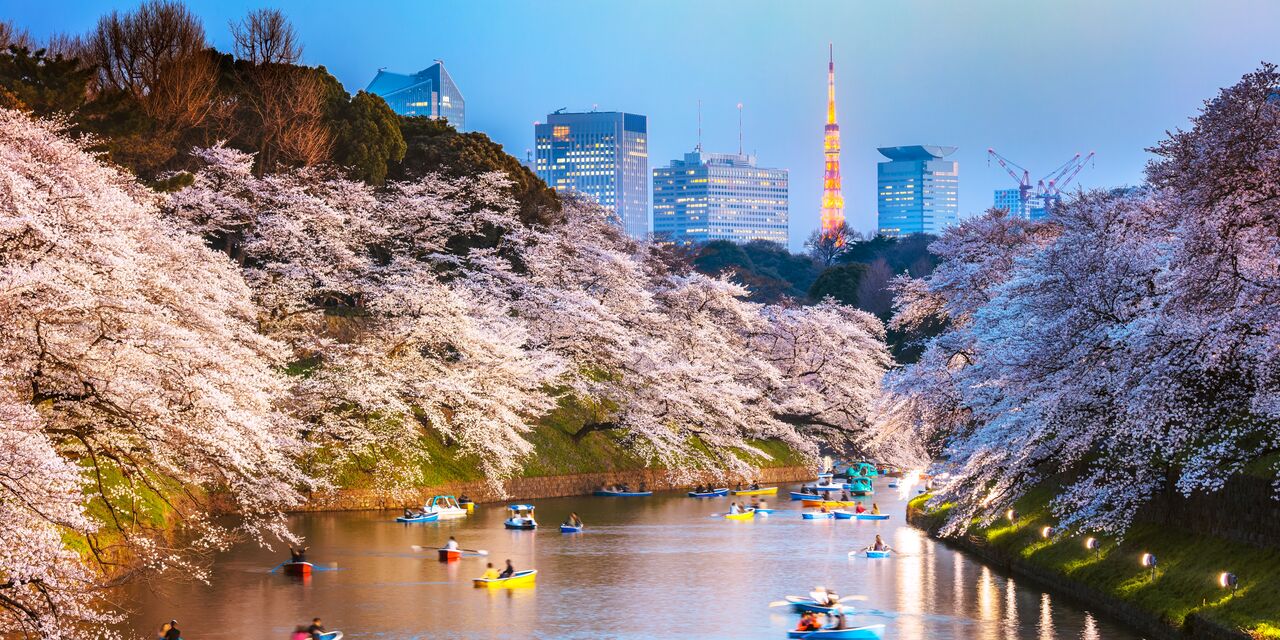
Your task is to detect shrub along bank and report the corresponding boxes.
[908,487,1280,640]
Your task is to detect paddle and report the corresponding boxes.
[838,595,868,603]
[410,545,488,556]
[267,561,287,574]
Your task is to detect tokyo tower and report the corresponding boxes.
[820,43,846,239]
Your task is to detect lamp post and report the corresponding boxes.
[1085,537,1101,558]
[1040,525,1054,539]
[1141,553,1158,580]
[1218,572,1238,596]
[1006,508,1017,524]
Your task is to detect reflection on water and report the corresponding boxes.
[122,484,1141,639]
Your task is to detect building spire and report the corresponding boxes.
[820,43,846,240]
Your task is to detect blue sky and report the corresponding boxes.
[7,0,1279,249]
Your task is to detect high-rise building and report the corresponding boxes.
[365,61,465,128]
[534,111,649,238]
[652,150,789,246]
[876,145,960,237]
[994,188,1046,220]
[819,44,845,237]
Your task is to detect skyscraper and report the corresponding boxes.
[365,61,464,128]
[652,150,789,246]
[994,188,1046,220]
[819,44,845,237]
[876,145,960,237]
[534,111,649,238]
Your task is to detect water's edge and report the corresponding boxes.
[905,502,1249,640]
[294,465,815,512]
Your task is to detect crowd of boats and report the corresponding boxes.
[262,461,905,639]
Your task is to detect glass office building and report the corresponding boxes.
[365,61,465,128]
[535,111,649,238]
[994,188,1046,221]
[876,145,960,237]
[652,151,788,245]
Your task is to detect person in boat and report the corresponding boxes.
[796,611,822,632]
[289,545,309,563]
[481,562,500,580]
[155,621,170,640]
[854,502,867,514]
[459,494,472,503]
[565,512,583,527]
[828,606,852,630]
[499,559,515,579]
[870,535,891,552]
[758,498,769,510]
[290,625,310,640]
[306,618,326,640]
[728,502,740,514]
[810,586,837,607]
[840,489,851,501]
[818,504,830,513]
[163,620,181,640]
[445,536,459,551]
[750,482,760,490]
[871,503,881,515]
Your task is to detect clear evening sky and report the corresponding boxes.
[7,0,1279,248]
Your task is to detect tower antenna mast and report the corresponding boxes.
[737,102,744,155]
[696,99,702,152]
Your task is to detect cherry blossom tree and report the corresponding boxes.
[875,65,1280,537]
[0,109,305,636]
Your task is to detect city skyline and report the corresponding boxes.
[12,0,1280,249]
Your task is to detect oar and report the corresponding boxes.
[838,595,868,603]
[768,598,796,607]
[460,548,488,556]
[267,561,287,574]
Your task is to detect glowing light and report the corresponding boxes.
[1219,572,1238,594]
[1140,553,1157,568]
[1006,509,1017,523]
[819,43,845,239]
[1085,537,1101,557]
[1040,525,1054,539]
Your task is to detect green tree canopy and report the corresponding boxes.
[808,263,869,306]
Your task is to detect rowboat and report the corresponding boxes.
[801,484,843,493]
[786,624,886,639]
[724,510,755,521]
[503,504,537,530]
[593,489,653,497]
[281,561,312,576]
[473,569,537,588]
[317,633,343,640]
[856,514,890,521]
[864,549,891,558]
[560,524,584,533]
[802,499,857,508]
[688,488,729,497]
[438,548,461,562]
[753,508,776,515]
[802,511,833,520]
[832,510,855,520]
[395,512,440,523]
[790,491,820,501]
[731,486,778,496]
[783,595,856,614]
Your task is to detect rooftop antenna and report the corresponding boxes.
[696,99,703,152]
[737,102,744,155]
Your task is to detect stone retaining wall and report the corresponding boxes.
[905,502,1250,640]
[298,465,815,512]
[1138,474,1280,549]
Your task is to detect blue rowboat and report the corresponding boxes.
[317,633,344,640]
[786,624,885,639]
[802,511,833,520]
[865,549,891,558]
[594,490,653,497]
[560,524,584,533]
[803,484,843,493]
[687,488,729,497]
[783,596,856,615]
[395,512,440,523]
[832,510,855,520]
[753,508,775,515]
[790,491,819,500]
[856,514,890,521]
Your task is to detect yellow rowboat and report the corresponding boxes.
[801,499,858,508]
[724,510,756,521]
[473,569,536,588]
[730,487,778,496]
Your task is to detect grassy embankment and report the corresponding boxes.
[909,485,1280,639]
[331,394,811,489]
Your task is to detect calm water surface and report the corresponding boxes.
[124,482,1143,639]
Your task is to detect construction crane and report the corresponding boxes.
[987,149,1095,218]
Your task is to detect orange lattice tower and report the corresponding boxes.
[820,43,846,239]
